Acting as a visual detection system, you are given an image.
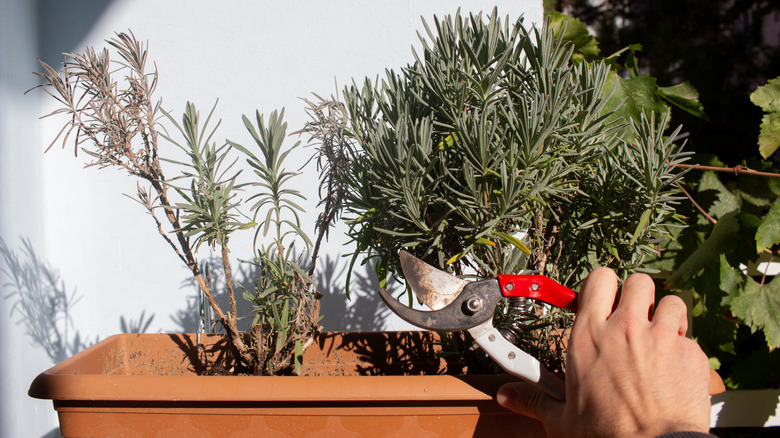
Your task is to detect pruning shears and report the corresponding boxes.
[378,250,577,401]
[380,251,728,401]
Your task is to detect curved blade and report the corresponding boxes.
[378,279,500,331]
[400,250,467,310]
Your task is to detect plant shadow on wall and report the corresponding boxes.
[314,253,394,331]
[0,237,155,363]
[293,95,394,332]
[36,0,116,68]
[172,252,390,333]
[172,254,255,333]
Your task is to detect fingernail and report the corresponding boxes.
[496,386,516,407]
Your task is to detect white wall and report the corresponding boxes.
[0,1,543,436]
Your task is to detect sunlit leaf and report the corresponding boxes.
[294,340,304,375]
[750,77,780,112]
[495,231,531,255]
[547,11,600,62]
[750,77,780,159]
[446,251,467,265]
[756,198,780,253]
[729,275,780,350]
[758,112,780,159]
[629,209,652,246]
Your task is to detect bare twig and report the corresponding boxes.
[675,181,717,224]
[676,163,780,179]
[673,162,780,225]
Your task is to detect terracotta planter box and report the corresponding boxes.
[29,331,545,437]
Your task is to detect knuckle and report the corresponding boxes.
[624,272,655,290]
[658,294,685,308]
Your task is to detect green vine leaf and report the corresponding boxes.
[698,171,740,219]
[718,254,743,307]
[750,77,780,159]
[689,259,739,357]
[756,198,780,253]
[657,82,709,121]
[667,211,740,287]
[604,73,668,138]
[729,275,780,350]
[547,11,600,63]
[751,77,780,112]
[758,112,780,159]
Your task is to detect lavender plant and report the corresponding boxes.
[337,11,691,370]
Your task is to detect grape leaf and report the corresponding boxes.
[718,254,744,308]
[603,73,669,139]
[729,275,780,350]
[727,347,780,389]
[698,171,740,219]
[756,198,780,253]
[758,112,780,159]
[750,77,780,159]
[666,211,740,288]
[657,82,709,121]
[547,11,600,63]
[750,77,780,112]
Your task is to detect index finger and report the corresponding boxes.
[576,267,619,324]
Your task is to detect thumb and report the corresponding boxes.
[497,382,563,422]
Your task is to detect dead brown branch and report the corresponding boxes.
[32,31,250,369]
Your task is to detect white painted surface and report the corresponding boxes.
[1,1,542,436]
[711,389,780,428]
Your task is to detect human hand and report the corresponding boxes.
[497,267,712,438]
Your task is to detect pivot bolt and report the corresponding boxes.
[465,296,483,314]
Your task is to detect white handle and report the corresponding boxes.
[474,326,566,401]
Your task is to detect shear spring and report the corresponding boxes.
[498,297,536,345]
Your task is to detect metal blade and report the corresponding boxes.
[399,250,468,310]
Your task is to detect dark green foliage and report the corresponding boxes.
[662,157,780,388]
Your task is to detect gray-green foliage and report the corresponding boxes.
[146,100,319,375]
[341,10,690,294]
[229,109,320,375]
[162,102,253,252]
[164,104,320,375]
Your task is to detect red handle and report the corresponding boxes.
[497,275,578,312]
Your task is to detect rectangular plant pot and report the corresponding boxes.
[29,331,545,437]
